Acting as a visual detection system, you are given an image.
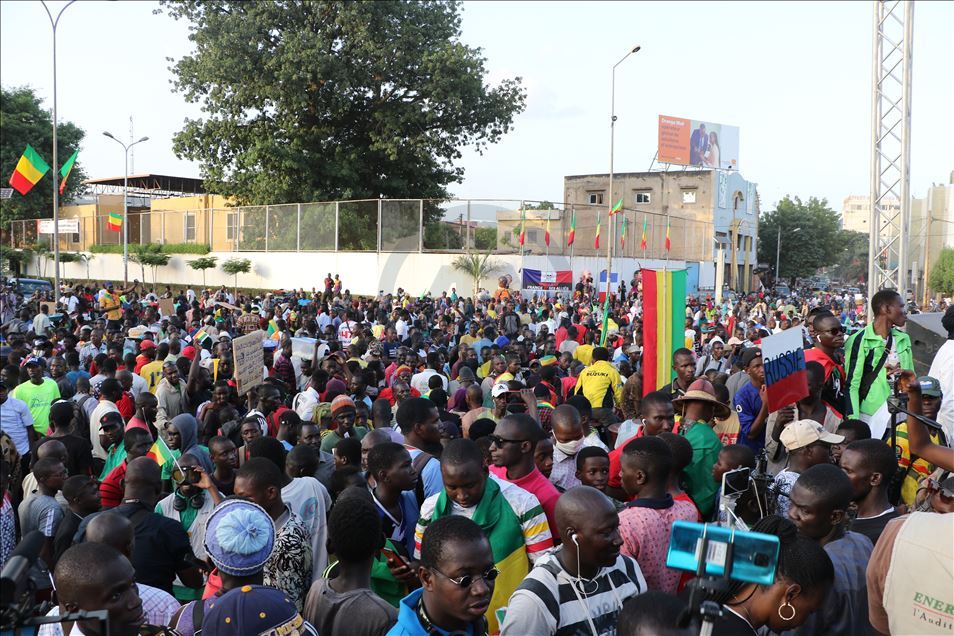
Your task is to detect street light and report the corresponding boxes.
[103,131,149,285]
[602,44,641,344]
[776,226,801,285]
[40,0,77,297]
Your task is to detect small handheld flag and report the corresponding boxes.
[567,209,576,246]
[59,149,79,195]
[640,215,648,250]
[8,145,50,195]
[107,212,123,232]
[594,213,601,250]
[609,198,623,216]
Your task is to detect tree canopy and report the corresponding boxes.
[0,86,86,228]
[159,1,526,205]
[757,196,847,283]
[929,247,954,296]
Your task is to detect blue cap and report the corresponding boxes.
[203,499,275,576]
[23,356,44,367]
[202,585,317,636]
[262,340,278,350]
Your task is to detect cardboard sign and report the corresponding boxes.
[158,298,175,317]
[215,301,242,312]
[232,330,264,395]
[761,328,809,412]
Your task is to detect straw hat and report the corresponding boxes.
[672,378,732,419]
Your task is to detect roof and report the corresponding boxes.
[82,174,206,196]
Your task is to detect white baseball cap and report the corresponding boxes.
[492,383,510,398]
[780,419,844,452]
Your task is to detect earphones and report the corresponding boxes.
[571,533,579,546]
[172,489,205,511]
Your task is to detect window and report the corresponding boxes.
[587,192,604,205]
[635,191,651,204]
[681,189,697,204]
[526,229,540,244]
[184,213,196,242]
[226,212,238,241]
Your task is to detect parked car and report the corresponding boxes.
[774,284,791,297]
[9,278,53,297]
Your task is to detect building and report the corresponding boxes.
[841,195,901,233]
[910,173,954,301]
[558,170,760,291]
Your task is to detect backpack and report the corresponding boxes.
[411,449,434,507]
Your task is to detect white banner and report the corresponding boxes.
[36,218,79,234]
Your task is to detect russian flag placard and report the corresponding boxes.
[762,328,809,412]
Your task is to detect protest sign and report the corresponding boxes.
[761,328,809,412]
[158,298,175,317]
[232,330,264,395]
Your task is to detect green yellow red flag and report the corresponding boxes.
[59,149,79,195]
[8,145,50,195]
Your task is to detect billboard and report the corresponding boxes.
[657,115,739,170]
[522,269,572,293]
[36,218,79,234]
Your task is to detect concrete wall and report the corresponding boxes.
[28,250,707,297]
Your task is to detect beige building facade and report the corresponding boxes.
[841,195,901,233]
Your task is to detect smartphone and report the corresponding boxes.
[722,467,751,498]
[381,547,410,569]
[666,521,779,586]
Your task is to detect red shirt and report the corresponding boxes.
[489,465,559,535]
[117,392,135,421]
[99,461,128,509]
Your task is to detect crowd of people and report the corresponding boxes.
[0,271,951,636]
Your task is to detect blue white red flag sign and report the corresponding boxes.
[522,269,572,292]
[761,328,809,412]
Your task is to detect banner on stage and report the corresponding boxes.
[522,269,572,292]
[761,328,809,412]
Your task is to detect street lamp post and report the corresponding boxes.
[603,45,641,343]
[40,0,76,298]
[103,132,149,285]
[776,226,801,285]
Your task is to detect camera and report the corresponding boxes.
[173,465,201,485]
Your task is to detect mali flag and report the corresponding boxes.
[641,269,687,394]
[620,216,627,249]
[567,209,576,246]
[518,208,526,246]
[665,216,671,251]
[544,216,551,247]
[59,149,79,195]
[107,212,123,232]
[8,145,50,195]
[609,197,623,216]
[640,215,648,250]
[594,212,601,249]
[146,435,175,466]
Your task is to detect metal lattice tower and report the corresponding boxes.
[868,0,913,301]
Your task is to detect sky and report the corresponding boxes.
[1,0,952,212]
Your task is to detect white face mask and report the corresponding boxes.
[554,437,584,457]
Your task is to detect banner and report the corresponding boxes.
[762,329,809,412]
[522,269,572,292]
[658,115,740,170]
[597,270,619,302]
[37,218,79,234]
[641,269,687,394]
[232,330,265,395]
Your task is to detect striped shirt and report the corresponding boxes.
[500,551,647,635]
[414,474,553,562]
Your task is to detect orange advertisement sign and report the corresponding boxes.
[658,116,691,165]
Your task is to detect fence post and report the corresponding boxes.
[466,200,472,250]
[377,198,382,253]
[236,209,241,253]
[419,199,424,253]
[264,205,270,252]
[334,201,340,252]
[296,204,301,252]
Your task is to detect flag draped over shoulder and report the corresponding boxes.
[567,209,576,246]
[8,145,50,195]
[59,149,79,195]
[641,269,687,394]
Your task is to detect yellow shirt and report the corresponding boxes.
[100,290,123,320]
[140,359,165,394]
[574,344,594,367]
[478,360,492,379]
[371,324,385,339]
[459,334,479,349]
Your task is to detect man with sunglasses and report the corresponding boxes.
[489,413,560,537]
[391,515,496,636]
[805,312,848,417]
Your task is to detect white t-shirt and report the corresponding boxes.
[282,476,331,580]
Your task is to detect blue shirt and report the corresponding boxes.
[733,382,764,453]
[406,447,442,500]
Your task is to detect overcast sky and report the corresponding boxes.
[2,1,951,211]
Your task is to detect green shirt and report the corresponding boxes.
[320,427,369,453]
[100,444,128,480]
[11,378,61,435]
[155,498,202,602]
[681,420,723,519]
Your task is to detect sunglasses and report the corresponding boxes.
[488,435,525,447]
[431,566,499,588]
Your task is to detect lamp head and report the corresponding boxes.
[102,131,116,139]
[137,136,149,143]
[632,46,641,53]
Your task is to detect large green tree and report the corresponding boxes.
[757,196,845,283]
[929,247,954,296]
[159,0,525,208]
[0,87,86,228]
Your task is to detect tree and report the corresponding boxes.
[221,257,251,296]
[30,242,50,279]
[756,196,845,283]
[130,244,159,283]
[830,230,869,285]
[1,87,87,228]
[451,250,500,299]
[79,253,94,281]
[0,245,30,277]
[474,226,497,251]
[159,1,525,209]
[188,256,218,288]
[142,253,172,287]
[526,201,555,210]
[929,247,954,297]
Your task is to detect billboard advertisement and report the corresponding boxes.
[522,269,572,293]
[657,115,739,170]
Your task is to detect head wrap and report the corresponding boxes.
[203,500,275,576]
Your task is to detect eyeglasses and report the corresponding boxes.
[431,566,499,588]
[488,435,525,447]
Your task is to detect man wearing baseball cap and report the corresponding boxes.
[892,375,948,506]
[772,419,844,517]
